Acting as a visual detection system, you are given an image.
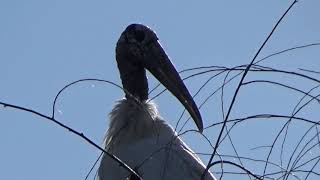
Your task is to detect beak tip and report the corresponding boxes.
[196,117,204,133]
[189,104,203,133]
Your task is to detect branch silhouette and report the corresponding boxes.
[0,86,142,180]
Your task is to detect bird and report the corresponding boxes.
[97,24,217,180]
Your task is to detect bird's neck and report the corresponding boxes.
[105,99,160,149]
[117,61,149,101]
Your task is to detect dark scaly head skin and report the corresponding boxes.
[115,24,203,132]
[115,24,158,101]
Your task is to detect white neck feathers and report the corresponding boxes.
[105,99,162,149]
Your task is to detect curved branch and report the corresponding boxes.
[0,101,142,180]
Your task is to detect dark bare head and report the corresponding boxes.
[116,24,203,132]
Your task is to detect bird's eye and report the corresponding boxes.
[134,30,145,42]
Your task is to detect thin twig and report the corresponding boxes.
[0,101,142,180]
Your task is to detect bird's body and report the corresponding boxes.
[98,99,215,180]
[97,24,216,180]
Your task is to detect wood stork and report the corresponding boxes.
[97,24,216,180]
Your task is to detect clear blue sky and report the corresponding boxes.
[0,0,319,179]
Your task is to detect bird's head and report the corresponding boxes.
[116,24,203,132]
[116,24,158,64]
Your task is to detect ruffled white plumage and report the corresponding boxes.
[97,99,216,180]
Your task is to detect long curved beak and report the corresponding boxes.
[143,41,203,132]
